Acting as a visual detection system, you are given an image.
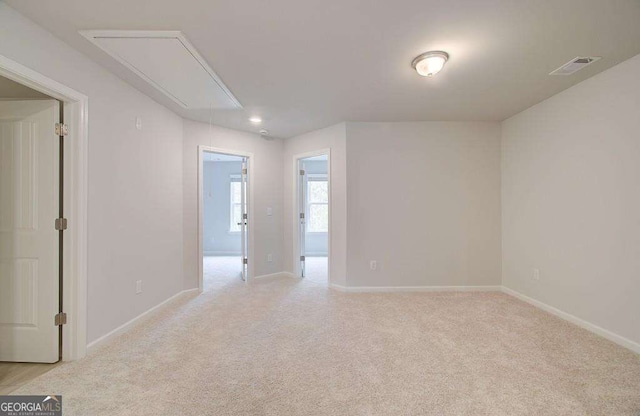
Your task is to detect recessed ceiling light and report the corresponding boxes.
[412,51,449,77]
[249,117,262,124]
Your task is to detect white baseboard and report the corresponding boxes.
[501,286,640,354]
[252,271,295,280]
[329,284,502,293]
[86,288,199,354]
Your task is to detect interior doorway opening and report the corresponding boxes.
[1,51,90,364]
[0,76,63,366]
[199,148,251,291]
[295,151,330,285]
[0,72,78,390]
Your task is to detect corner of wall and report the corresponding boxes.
[498,120,504,287]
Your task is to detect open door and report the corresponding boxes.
[298,160,307,277]
[0,100,61,363]
[240,157,248,281]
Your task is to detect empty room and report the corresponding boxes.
[0,0,639,415]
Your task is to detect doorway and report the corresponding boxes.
[0,78,64,364]
[198,146,253,291]
[0,55,88,363]
[0,73,79,390]
[295,151,330,284]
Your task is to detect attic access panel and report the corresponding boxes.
[80,30,241,110]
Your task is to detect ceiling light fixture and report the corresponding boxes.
[411,51,449,77]
[249,116,262,124]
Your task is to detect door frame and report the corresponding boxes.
[292,149,331,284]
[0,54,89,361]
[197,145,255,291]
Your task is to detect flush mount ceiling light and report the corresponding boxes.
[249,117,262,124]
[411,51,449,77]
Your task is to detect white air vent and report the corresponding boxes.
[80,30,241,110]
[549,56,601,76]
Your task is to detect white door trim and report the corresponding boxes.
[0,54,89,361]
[292,149,331,285]
[197,145,255,291]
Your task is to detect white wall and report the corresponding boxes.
[203,161,242,255]
[345,122,502,288]
[0,3,184,344]
[283,123,347,286]
[502,53,640,348]
[183,120,284,287]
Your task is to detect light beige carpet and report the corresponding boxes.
[14,269,640,415]
[303,256,328,284]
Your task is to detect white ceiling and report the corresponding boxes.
[0,75,50,99]
[8,0,640,138]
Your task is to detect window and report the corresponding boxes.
[229,175,243,232]
[307,175,328,233]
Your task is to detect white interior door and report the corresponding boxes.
[240,158,248,281]
[298,161,307,277]
[0,100,60,363]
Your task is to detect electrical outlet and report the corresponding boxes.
[267,207,273,216]
[267,253,273,262]
[370,260,377,271]
[135,117,142,131]
[533,268,540,281]
[136,280,142,294]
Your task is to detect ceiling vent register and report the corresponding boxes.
[549,56,601,76]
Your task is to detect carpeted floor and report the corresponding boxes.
[202,255,328,284]
[303,256,328,284]
[13,268,640,415]
[203,255,243,283]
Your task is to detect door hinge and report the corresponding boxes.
[55,123,68,136]
[243,258,248,265]
[300,169,305,176]
[300,255,306,261]
[300,213,305,219]
[55,218,68,231]
[54,312,67,326]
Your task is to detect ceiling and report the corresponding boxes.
[7,0,640,138]
[0,75,50,99]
